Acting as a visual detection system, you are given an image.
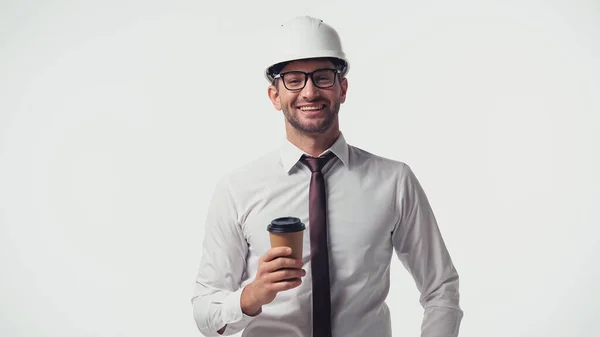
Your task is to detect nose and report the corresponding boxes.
[300,77,320,101]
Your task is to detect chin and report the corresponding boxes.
[301,123,333,134]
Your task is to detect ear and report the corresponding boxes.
[268,84,282,110]
[339,77,348,104]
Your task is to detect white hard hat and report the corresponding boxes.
[264,16,350,83]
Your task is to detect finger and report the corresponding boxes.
[269,278,303,292]
[263,257,302,273]
[260,247,292,263]
[266,268,306,283]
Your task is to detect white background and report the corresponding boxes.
[1,0,599,336]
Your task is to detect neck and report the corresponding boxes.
[285,124,340,157]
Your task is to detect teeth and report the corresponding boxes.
[299,105,323,111]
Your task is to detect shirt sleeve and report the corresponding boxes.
[191,176,258,336]
[392,164,464,337]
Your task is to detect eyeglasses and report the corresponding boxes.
[273,68,341,91]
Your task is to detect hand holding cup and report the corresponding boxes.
[240,217,307,316]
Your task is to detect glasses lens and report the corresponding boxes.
[312,69,335,88]
[283,72,306,90]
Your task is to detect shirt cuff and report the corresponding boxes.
[222,286,260,326]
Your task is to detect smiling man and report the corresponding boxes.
[268,57,347,156]
[191,16,463,337]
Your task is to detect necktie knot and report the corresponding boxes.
[301,152,336,173]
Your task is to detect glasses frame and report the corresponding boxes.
[272,68,342,91]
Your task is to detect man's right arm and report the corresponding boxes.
[191,176,257,336]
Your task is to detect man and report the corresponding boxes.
[191,15,463,337]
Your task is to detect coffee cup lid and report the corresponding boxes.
[267,217,306,233]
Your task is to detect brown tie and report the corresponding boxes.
[301,152,335,337]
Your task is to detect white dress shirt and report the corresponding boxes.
[191,133,463,337]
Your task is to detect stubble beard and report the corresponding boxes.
[282,100,340,135]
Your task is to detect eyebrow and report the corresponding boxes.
[282,65,334,72]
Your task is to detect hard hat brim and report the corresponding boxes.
[264,51,350,83]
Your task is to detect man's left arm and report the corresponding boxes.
[391,164,464,337]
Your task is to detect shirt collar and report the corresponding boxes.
[280,132,350,174]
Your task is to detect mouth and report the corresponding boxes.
[296,104,326,116]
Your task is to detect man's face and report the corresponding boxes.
[268,59,348,135]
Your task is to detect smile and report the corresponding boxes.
[298,105,324,111]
